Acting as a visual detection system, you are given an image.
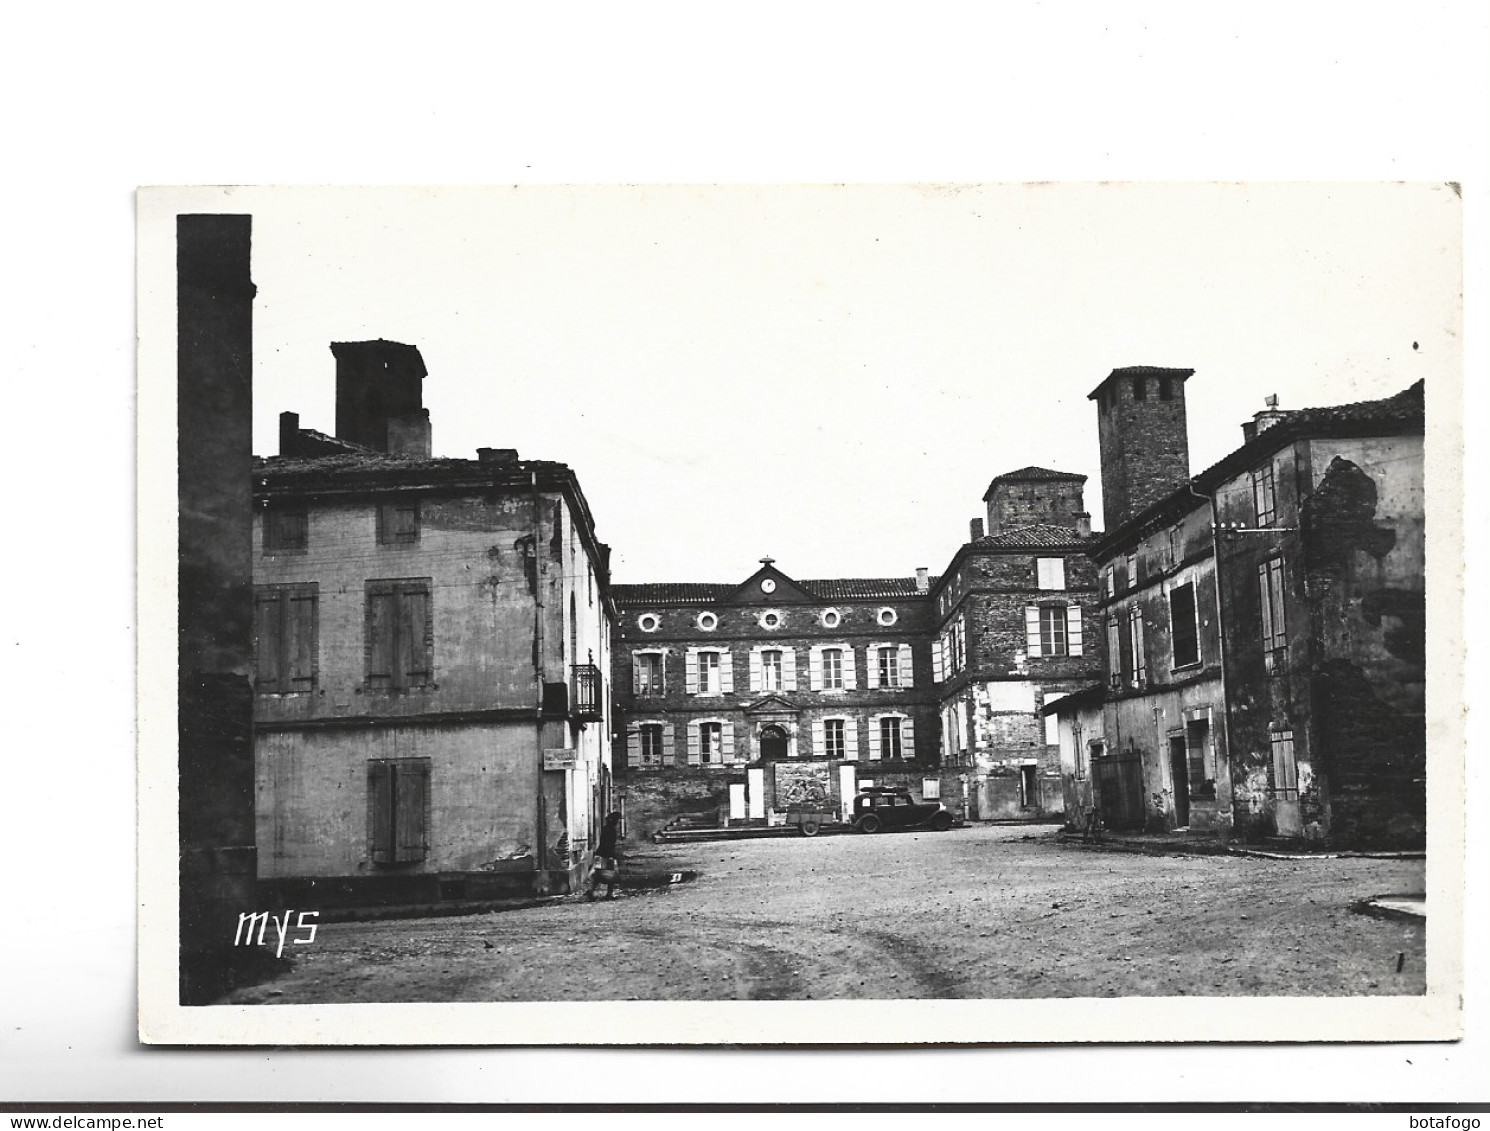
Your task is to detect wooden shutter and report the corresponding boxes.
[1024,606,1042,656]
[808,647,823,690]
[933,635,944,683]
[632,655,643,695]
[867,716,882,762]
[719,651,734,693]
[367,589,395,688]
[394,761,430,862]
[842,647,858,690]
[662,723,676,766]
[749,648,763,691]
[782,648,798,691]
[722,721,736,762]
[686,722,701,765]
[368,761,394,863]
[255,591,283,689]
[843,717,859,761]
[865,645,880,689]
[902,715,915,757]
[1066,605,1083,657]
[401,584,432,683]
[898,643,914,687]
[684,650,699,694]
[812,718,825,757]
[627,727,641,768]
[287,589,317,689]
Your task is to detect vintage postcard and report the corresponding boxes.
[138,183,1464,1045]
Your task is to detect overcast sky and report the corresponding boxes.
[180,183,1457,584]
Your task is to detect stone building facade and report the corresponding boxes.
[251,341,617,904]
[1048,368,1425,847]
[611,561,940,840]
[929,469,1102,822]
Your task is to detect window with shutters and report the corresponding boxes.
[365,578,434,690]
[1103,564,1115,598]
[1252,463,1278,528]
[1259,556,1288,673]
[639,723,665,767]
[1036,557,1066,590]
[1107,617,1122,689]
[634,651,664,696]
[1125,551,1138,590]
[1169,582,1200,670]
[1027,605,1082,658]
[377,501,420,546]
[1270,728,1298,799]
[1128,605,1146,687]
[823,718,846,759]
[761,649,783,691]
[254,584,318,693]
[263,507,308,554]
[822,647,844,690]
[367,758,430,865]
[699,721,723,764]
[878,716,904,760]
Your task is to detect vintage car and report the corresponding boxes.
[850,786,953,834]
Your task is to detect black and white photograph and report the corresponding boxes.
[138,182,1462,1046]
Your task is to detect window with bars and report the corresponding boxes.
[822,647,844,690]
[1252,463,1277,528]
[634,652,664,696]
[1259,557,1288,672]
[1169,583,1200,669]
[263,507,308,554]
[762,649,783,691]
[824,718,846,760]
[368,758,430,865]
[365,578,433,690]
[377,501,420,546]
[254,584,318,692]
[1270,729,1298,799]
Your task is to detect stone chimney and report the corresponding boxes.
[1089,366,1194,530]
[331,339,432,458]
[970,517,985,541]
[279,411,300,456]
[1075,511,1092,538]
[915,567,929,593]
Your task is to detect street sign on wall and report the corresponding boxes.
[543,747,579,770]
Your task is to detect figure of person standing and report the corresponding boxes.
[587,812,623,901]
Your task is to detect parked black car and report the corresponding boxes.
[851,787,953,833]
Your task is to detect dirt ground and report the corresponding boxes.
[222,824,1426,1003]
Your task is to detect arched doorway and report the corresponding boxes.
[759,724,789,761]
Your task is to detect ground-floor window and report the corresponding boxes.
[1271,729,1298,799]
[368,758,430,865]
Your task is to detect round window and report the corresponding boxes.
[877,607,898,626]
[697,612,718,631]
[637,613,660,632]
[759,610,781,630]
[820,608,841,628]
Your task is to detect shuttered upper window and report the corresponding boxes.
[263,507,308,554]
[1036,557,1066,590]
[366,578,434,690]
[1025,605,1083,657]
[377,502,420,546]
[254,584,318,692]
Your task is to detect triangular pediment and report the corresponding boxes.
[726,561,816,605]
[742,694,797,715]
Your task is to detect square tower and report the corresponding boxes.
[1088,366,1194,530]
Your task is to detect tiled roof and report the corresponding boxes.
[613,576,939,605]
[1088,366,1196,399]
[974,523,1089,549]
[987,466,1088,483]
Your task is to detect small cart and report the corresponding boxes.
[784,804,837,837]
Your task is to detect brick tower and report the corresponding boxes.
[1088,366,1194,530]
